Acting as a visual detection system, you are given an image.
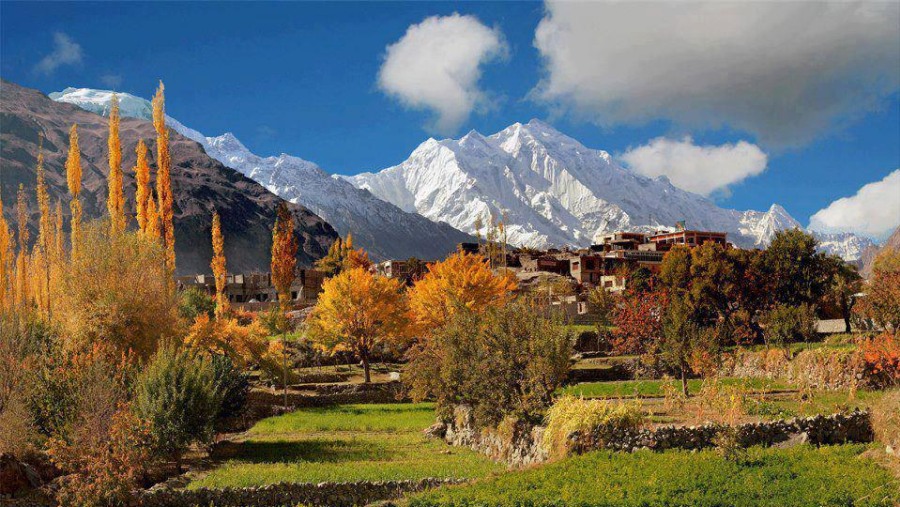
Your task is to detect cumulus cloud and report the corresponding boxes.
[809,170,900,240]
[378,13,507,135]
[34,32,83,75]
[620,137,767,197]
[534,1,900,147]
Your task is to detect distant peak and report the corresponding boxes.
[209,132,249,152]
[767,203,789,214]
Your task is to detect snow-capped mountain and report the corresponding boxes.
[350,119,872,260]
[51,87,473,261]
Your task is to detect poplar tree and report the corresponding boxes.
[270,202,297,313]
[34,136,52,316]
[53,200,64,262]
[210,211,228,319]
[152,82,176,280]
[145,192,162,241]
[0,193,11,310]
[66,124,83,258]
[107,93,126,233]
[15,185,29,310]
[134,139,151,235]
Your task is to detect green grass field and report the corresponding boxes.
[559,377,794,398]
[187,403,502,488]
[407,444,900,507]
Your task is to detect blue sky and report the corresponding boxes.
[2,1,898,238]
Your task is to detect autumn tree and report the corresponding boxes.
[0,193,11,310]
[270,202,298,313]
[821,255,862,333]
[407,250,517,335]
[210,211,228,319]
[861,248,900,333]
[106,93,126,233]
[763,229,828,307]
[34,137,53,316]
[611,287,669,355]
[145,191,162,241]
[134,140,151,235]
[66,123,83,258]
[15,185,29,311]
[307,267,407,383]
[314,233,371,276]
[58,222,179,359]
[657,295,718,396]
[152,82,176,281]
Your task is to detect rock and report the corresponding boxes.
[423,422,447,439]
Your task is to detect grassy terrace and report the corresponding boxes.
[407,444,900,507]
[188,403,502,489]
[559,377,795,399]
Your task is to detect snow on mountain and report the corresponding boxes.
[351,119,870,261]
[50,87,473,261]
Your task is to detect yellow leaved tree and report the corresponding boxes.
[210,211,228,318]
[308,267,408,383]
[407,250,517,335]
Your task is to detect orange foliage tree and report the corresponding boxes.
[65,123,83,258]
[152,82,176,280]
[270,202,297,312]
[611,288,669,355]
[859,249,900,333]
[133,139,151,236]
[859,332,900,388]
[0,193,11,309]
[406,250,516,335]
[184,314,267,367]
[308,267,408,383]
[14,185,29,310]
[210,211,228,318]
[106,93,126,233]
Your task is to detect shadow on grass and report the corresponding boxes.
[211,438,392,464]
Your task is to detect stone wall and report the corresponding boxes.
[441,405,873,467]
[139,478,461,507]
[718,347,865,390]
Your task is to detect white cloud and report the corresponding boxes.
[534,1,900,147]
[99,74,123,88]
[34,32,83,75]
[620,137,767,197]
[378,13,507,135]
[810,170,900,239]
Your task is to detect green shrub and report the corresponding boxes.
[133,343,222,470]
[210,354,249,422]
[762,303,817,350]
[179,287,216,322]
[542,395,644,458]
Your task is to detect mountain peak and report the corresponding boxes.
[50,87,153,120]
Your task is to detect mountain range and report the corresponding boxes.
[50,88,473,261]
[49,87,875,264]
[351,120,873,261]
[1,80,337,275]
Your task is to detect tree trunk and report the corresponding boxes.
[361,350,371,384]
[841,298,852,334]
[680,367,689,397]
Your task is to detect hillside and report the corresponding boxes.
[1,80,338,275]
[51,87,475,261]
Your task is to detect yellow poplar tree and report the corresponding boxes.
[271,202,298,313]
[210,211,228,319]
[134,139,151,235]
[53,200,64,262]
[145,191,162,241]
[34,137,52,316]
[65,124,83,258]
[0,193,11,310]
[308,267,408,383]
[407,250,517,335]
[15,185,29,310]
[152,81,176,279]
[107,93,126,233]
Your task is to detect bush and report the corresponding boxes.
[870,389,900,452]
[178,287,216,322]
[859,333,900,389]
[133,344,222,470]
[210,354,249,422]
[542,395,644,458]
[58,223,180,359]
[405,300,572,427]
[762,303,817,350]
